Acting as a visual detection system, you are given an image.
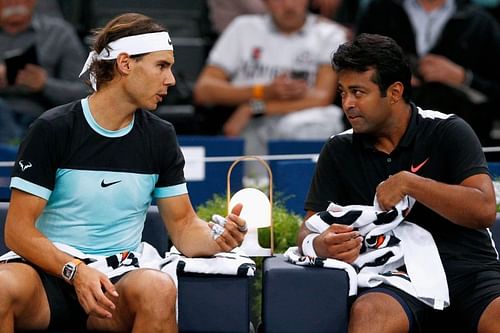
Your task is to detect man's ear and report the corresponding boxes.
[115,53,132,75]
[388,81,404,104]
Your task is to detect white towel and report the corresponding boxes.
[289,195,449,310]
[0,241,178,285]
[166,246,256,277]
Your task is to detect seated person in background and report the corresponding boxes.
[298,33,500,333]
[207,0,267,35]
[0,97,20,145]
[194,0,347,179]
[356,0,500,145]
[0,0,88,137]
[0,12,246,333]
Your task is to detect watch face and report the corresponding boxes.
[62,262,76,280]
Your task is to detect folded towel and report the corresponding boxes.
[166,246,256,277]
[289,195,449,310]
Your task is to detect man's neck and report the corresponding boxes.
[88,87,136,131]
[374,104,412,154]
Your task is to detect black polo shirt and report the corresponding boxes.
[306,103,500,277]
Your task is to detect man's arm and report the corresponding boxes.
[193,64,336,113]
[5,189,118,319]
[156,194,246,257]
[376,172,496,229]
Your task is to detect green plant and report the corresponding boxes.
[196,192,303,328]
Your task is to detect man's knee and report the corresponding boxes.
[0,263,49,329]
[350,293,385,321]
[121,270,177,312]
[0,264,41,306]
[350,292,409,332]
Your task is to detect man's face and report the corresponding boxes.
[125,50,176,111]
[0,0,36,35]
[266,0,308,33]
[337,69,392,134]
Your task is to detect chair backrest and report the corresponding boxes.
[0,202,8,254]
[273,160,316,215]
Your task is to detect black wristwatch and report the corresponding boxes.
[62,259,83,283]
[249,99,266,118]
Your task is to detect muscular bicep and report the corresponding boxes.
[461,173,496,207]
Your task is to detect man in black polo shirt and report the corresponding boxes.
[298,33,500,333]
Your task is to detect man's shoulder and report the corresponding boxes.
[330,128,354,139]
[415,107,453,121]
[326,128,354,147]
[413,106,476,142]
[414,107,460,129]
[136,110,177,135]
[37,100,82,127]
[43,99,80,114]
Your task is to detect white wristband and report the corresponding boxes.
[302,233,320,257]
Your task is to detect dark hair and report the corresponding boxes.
[332,33,412,102]
[88,13,167,89]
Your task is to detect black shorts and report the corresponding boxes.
[35,267,88,331]
[30,263,125,331]
[359,269,500,333]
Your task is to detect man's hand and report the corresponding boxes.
[268,73,308,100]
[376,171,418,211]
[418,54,466,87]
[209,203,247,252]
[16,64,47,91]
[313,224,362,263]
[72,264,119,319]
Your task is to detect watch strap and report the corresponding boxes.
[249,99,266,118]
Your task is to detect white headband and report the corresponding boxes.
[79,31,173,90]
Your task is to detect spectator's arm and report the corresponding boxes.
[264,64,337,115]
[41,26,89,104]
[193,65,254,106]
[194,63,337,114]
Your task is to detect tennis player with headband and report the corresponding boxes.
[0,13,247,333]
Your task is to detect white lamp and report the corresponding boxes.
[227,156,273,256]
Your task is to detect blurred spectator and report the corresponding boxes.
[194,0,347,179]
[357,0,500,145]
[309,0,344,18]
[308,0,374,39]
[0,0,88,138]
[208,0,267,35]
[0,97,20,145]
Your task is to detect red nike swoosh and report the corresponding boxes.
[410,158,429,173]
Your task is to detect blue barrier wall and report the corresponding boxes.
[178,136,244,208]
[268,139,324,215]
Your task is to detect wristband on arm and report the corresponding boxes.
[302,233,320,257]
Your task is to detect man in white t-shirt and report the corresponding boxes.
[194,0,347,178]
